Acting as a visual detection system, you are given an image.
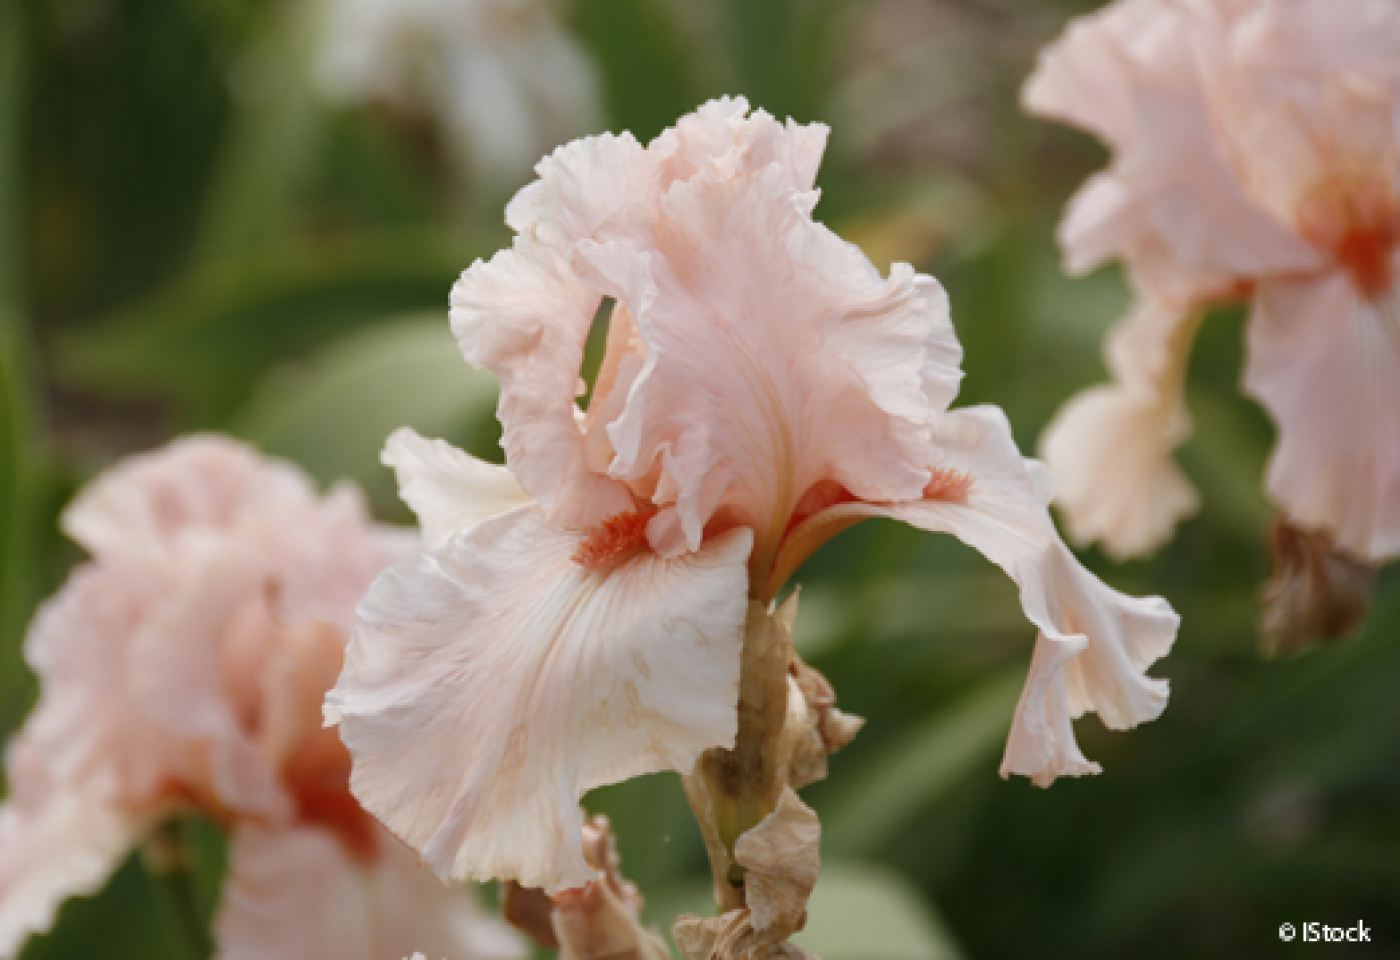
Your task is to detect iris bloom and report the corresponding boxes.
[0,437,522,960]
[315,0,600,187]
[327,97,1179,896]
[1028,0,1400,564]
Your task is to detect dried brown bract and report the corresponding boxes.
[1262,517,1377,655]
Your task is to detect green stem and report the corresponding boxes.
[145,821,214,960]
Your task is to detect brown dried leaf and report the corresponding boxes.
[734,789,821,943]
[533,816,670,960]
[1262,517,1377,655]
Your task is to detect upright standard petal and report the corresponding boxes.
[593,163,960,559]
[328,505,753,893]
[61,435,313,566]
[1245,273,1400,562]
[449,238,636,528]
[787,407,1178,785]
[382,428,530,550]
[1026,0,1320,292]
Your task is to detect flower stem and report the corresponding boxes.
[144,820,214,960]
[686,600,794,909]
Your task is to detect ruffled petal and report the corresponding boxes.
[1245,272,1400,562]
[215,825,525,960]
[327,505,753,893]
[0,749,146,959]
[1040,384,1199,560]
[126,535,291,822]
[18,565,178,805]
[1026,0,1320,292]
[792,407,1178,785]
[592,162,959,557]
[1040,297,1202,559]
[382,428,530,550]
[60,435,313,566]
[449,238,636,528]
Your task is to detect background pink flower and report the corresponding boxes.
[1028,0,1400,564]
[0,436,522,960]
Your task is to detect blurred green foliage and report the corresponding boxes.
[2,0,1397,957]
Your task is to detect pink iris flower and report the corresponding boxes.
[0,437,522,960]
[326,97,1180,896]
[1028,0,1400,563]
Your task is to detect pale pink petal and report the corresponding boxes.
[651,96,828,206]
[1245,272,1400,562]
[60,435,313,565]
[17,565,178,806]
[504,131,654,246]
[1027,0,1320,292]
[1040,383,1199,560]
[590,162,959,559]
[0,749,147,959]
[1021,0,1171,149]
[503,96,828,248]
[1040,297,1202,559]
[463,99,959,555]
[790,407,1178,785]
[327,505,753,893]
[449,238,636,528]
[239,481,407,636]
[1199,0,1400,224]
[215,825,525,960]
[382,428,530,550]
[126,535,291,822]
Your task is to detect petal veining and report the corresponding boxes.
[328,505,753,893]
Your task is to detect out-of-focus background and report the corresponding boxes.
[2,0,1398,957]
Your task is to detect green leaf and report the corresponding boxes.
[821,669,1023,856]
[1179,385,1272,545]
[723,0,845,122]
[574,0,700,142]
[0,0,41,734]
[794,862,965,960]
[56,230,496,424]
[193,0,331,263]
[231,316,499,509]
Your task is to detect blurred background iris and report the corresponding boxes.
[1,0,1398,957]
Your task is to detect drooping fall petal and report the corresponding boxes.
[790,407,1177,785]
[1245,274,1400,562]
[0,751,146,959]
[327,506,753,893]
[1040,297,1202,559]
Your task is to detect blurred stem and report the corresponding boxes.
[0,0,41,729]
[145,820,214,960]
[194,0,329,264]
